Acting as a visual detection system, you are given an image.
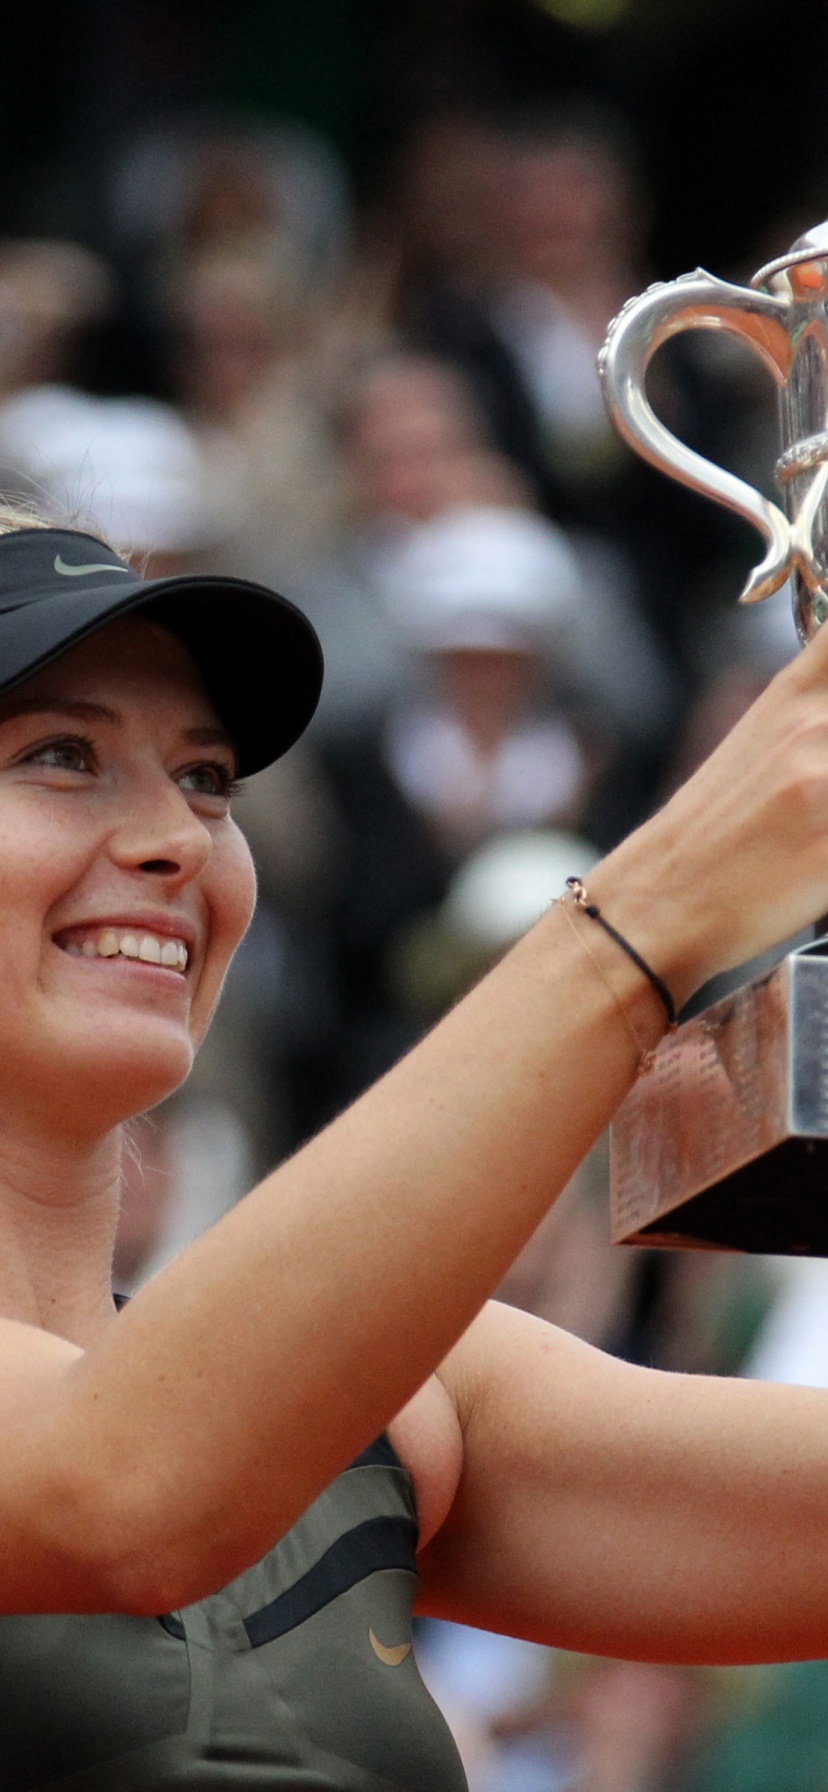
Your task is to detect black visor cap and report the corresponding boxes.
[0,529,324,776]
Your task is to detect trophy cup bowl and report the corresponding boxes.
[600,220,828,1254]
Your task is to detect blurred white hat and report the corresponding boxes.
[378,505,580,652]
[444,828,599,954]
[0,386,242,554]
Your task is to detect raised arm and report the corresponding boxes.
[4,621,828,1617]
[418,1299,828,1667]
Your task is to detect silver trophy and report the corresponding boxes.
[600,220,828,1254]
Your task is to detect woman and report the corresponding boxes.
[3,505,828,1789]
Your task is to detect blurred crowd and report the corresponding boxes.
[6,99,828,1792]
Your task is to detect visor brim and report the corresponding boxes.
[0,570,324,776]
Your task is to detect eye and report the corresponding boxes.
[177,761,241,801]
[20,734,97,774]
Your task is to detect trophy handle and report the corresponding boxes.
[599,270,793,604]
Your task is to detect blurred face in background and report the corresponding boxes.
[181,141,283,251]
[506,132,643,288]
[433,646,543,749]
[172,248,306,419]
[398,113,513,285]
[0,242,112,395]
[343,358,529,523]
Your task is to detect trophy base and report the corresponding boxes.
[619,1137,828,1254]
[611,937,828,1255]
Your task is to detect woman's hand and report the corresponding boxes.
[588,617,828,1007]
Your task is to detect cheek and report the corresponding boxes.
[196,825,257,1021]
[0,802,93,962]
[218,823,258,946]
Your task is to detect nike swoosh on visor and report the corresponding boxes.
[53,556,133,577]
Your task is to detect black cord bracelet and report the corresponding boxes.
[564,877,677,1027]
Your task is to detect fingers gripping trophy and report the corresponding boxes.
[600,220,828,1255]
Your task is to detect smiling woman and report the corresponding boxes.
[0,618,257,1138]
[7,501,828,1787]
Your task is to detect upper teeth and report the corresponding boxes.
[66,930,188,969]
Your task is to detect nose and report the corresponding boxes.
[107,775,213,889]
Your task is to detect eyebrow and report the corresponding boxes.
[0,696,237,756]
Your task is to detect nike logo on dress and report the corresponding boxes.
[53,556,132,577]
[368,1628,411,1666]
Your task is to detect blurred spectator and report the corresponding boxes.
[336,352,533,531]
[93,120,354,563]
[393,108,513,293]
[378,104,742,683]
[481,106,741,667]
[269,349,671,799]
[167,239,347,569]
[376,506,600,850]
[375,502,672,846]
[375,103,638,500]
[170,240,314,425]
[108,120,350,296]
[380,497,671,748]
[490,109,647,490]
[238,352,533,743]
[376,511,596,852]
[302,505,619,1126]
[366,107,553,502]
[0,240,113,395]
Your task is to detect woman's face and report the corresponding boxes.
[0,615,256,1141]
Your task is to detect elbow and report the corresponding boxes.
[103,1563,211,1621]
[91,1506,231,1619]
[102,1500,309,1617]
[104,1541,239,1620]
[55,1459,235,1618]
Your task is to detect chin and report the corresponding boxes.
[35,1018,197,1134]
[88,1030,195,1121]
[104,1056,193,1121]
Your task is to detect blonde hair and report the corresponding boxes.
[0,497,59,535]
[0,498,122,569]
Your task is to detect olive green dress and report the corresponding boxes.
[0,1435,469,1790]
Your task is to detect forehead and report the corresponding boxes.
[0,616,223,728]
[0,620,216,716]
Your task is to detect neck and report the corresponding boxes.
[0,1118,123,1345]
